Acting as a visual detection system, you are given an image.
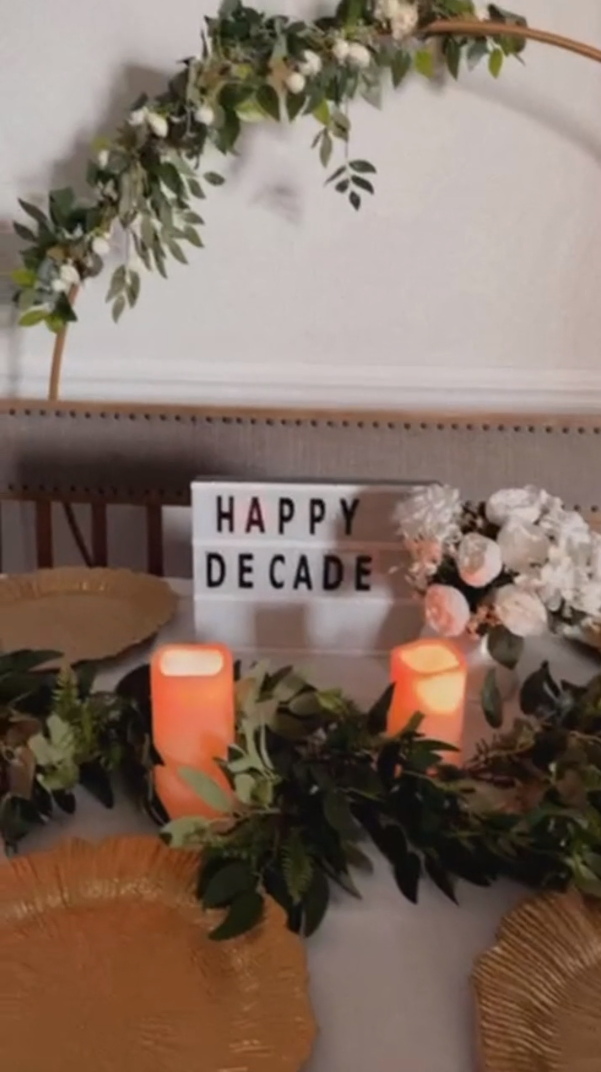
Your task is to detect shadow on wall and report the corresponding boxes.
[23,62,305,228]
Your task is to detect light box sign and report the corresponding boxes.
[192,480,423,654]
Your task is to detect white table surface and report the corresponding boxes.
[3,580,599,1072]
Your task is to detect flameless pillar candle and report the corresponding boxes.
[389,639,467,762]
[151,644,235,820]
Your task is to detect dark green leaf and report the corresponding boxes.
[182,226,203,248]
[393,851,421,903]
[209,890,264,941]
[325,164,347,187]
[286,91,306,121]
[352,176,374,194]
[167,240,188,265]
[302,867,330,937]
[0,650,61,675]
[257,84,281,121]
[126,270,141,307]
[391,50,411,88]
[159,163,184,196]
[335,180,350,193]
[319,131,333,168]
[18,200,49,227]
[188,178,205,199]
[366,683,394,734]
[78,761,114,808]
[49,187,75,226]
[204,172,225,186]
[519,661,560,716]
[13,224,37,243]
[203,861,255,908]
[481,668,503,729]
[345,843,374,873]
[445,38,461,79]
[488,625,524,670]
[349,159,376,174]
[349,190,361,211]
[324,790,358,839]
[425,856,457,902]
[467,38,490,69]
[112,295,126,323]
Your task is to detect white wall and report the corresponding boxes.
[1,0,601,411]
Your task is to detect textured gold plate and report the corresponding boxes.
[0,837,316,1072]
[0,567,176,663]
[474,888,601,1072]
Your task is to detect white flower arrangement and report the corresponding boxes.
[396,485,601,654]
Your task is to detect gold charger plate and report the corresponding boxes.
[0,567,177,663]
[0,837,316,1072]
[474,888,601,1072]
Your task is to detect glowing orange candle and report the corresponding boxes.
[389,639,467,763]
[151,644,235,819]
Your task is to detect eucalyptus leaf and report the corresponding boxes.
[481,668,504,729]
[179,767,233,813]
[488,625,524,670]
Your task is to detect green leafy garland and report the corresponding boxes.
[11,1,526,332]
[5,648,601,942]
[157,659,601,939]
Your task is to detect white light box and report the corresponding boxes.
[192,479,423,654]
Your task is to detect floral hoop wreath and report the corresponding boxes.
[8,2,601,400]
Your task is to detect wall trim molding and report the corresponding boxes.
[5,357,601,412]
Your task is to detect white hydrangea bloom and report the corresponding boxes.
[395,484,462,544]
[486,486,549,527]
[495,585,547,638]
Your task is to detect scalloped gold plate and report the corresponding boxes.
[474,888,601,1071]
[0,567,177,663]
[0,837,316,1072]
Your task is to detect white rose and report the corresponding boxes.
[395,484,461,543]
[457,533,502,588]
[332,38,350,63]
[147,112,169,138]
[51,278,69,293]
[424,585,471,637]
[195,103,215,126]
[299,50,322,77]
[495,585,547,638]
[91,235,110,256]
[97,150,109,169]
[286,71,306,94]
[497,519,549,574]
[59,264,81,286]
[348,42,371,68]
[129,107,148,127]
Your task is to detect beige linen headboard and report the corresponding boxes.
[0,399,599,574]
